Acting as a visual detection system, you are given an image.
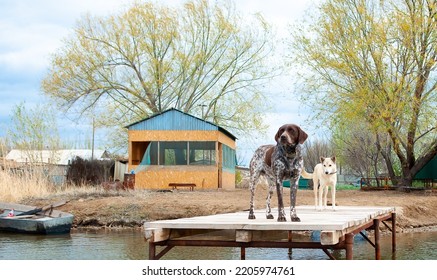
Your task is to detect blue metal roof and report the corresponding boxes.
[126,108,237,140]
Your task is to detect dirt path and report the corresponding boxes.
[22,187,437,233]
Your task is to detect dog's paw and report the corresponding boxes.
[277,216,287,222]
[291,216,301,222]
[266,214,274,219]
[248,213,256,219]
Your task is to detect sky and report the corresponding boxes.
[0,0,323,165]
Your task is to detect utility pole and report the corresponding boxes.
[199,104,207,119]
[91,117,95,160]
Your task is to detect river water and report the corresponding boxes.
[0,229,436,260]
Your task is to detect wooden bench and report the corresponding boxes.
[169,183,196,191]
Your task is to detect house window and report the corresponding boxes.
[160,142,187,165]
[222,144,236,173]
[189,142,216,165]
[138,141,217,166]
[148,142,159,165]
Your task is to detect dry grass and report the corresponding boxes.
[0,169,130,203]
[0,170,56,202]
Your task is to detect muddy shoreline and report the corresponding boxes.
[21,188,437,233]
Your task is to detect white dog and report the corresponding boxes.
[301,157,337,210]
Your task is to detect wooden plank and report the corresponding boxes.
[144,206,396,235]
[320,231,343,245]
[16,200,68,216]
[236,230,252,242]
[171,229,236,241]
[4,215,36,219]
[145,228,170,242]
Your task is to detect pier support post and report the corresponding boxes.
[288,231,293,259]
[392,212,396,253]
[149,243,156,260]
[345,233,354,260]
[374,219,381,260]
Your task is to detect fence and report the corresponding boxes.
[360,177,436,192]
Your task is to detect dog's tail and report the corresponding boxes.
[301,169,313,179]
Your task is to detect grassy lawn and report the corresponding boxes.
[336,184,360,190]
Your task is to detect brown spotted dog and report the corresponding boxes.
[248,124,308,222]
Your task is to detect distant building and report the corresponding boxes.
[5,149,109,165]
[126,108,237,190]
[4,149,111,185]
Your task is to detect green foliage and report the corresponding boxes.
[336,184,359,190]
[42,0,277,145]
[235,169,243,185]
[290,0,437,185]
[8,102,60,150]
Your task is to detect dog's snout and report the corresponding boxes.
[325,171,329,174]
[280,135,287,139]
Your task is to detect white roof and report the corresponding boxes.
[5,149,109,165]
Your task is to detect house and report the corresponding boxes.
[414,155,437,187]
[5,149,109,165]
[5,149,110,185]
[126,108,237,190]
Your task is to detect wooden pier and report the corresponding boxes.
[144,206,396,260]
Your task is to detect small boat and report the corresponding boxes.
[0,201,74,234]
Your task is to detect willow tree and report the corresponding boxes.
[290,0,437,186]
[42,0,277,140]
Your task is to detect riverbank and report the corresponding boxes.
[18,187,437,233]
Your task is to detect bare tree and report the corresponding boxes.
[303,138,335,172]
[42,0,279,144]
[333,121,392,186]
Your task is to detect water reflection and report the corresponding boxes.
[0,229,436,260]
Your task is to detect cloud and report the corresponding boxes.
[0,0,136,138]
[0,0,324,159]
[0,0,136,73]
[0,23,66,73]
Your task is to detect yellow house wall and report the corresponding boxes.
[132,165,218,189]
[221,171,235,190]
[128,129,236,190]
[132,167,235,190]
[218,132,236,149]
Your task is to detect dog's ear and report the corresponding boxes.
[297,126,308,144]
[320,157,325,163]
[274,125,285,143]
[331,156,336,163]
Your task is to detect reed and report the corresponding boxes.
[0,169,133,203]
[1,152,133,202]
[0,169,55,202]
